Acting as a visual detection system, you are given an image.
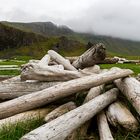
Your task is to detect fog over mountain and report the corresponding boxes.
[0,0,140,41]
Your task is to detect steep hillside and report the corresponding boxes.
[0,23,46,50]
[68,33,140,56]
[2,21,73,36]
[1,21,140,57]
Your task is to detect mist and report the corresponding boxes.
[0,0,140,41]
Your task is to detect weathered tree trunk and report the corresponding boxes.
[97,111,114,140]
[20,88,119,140]
[0,68,133,119]
[20,63,89,81]
[45,102,76,122]
[0,107,55,129]
[0,80,61,100]
[48,50,77,71]
[106,101,139,131]
[72,43,106,69]
[114,77,140,115]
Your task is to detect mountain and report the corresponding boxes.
[2,21,74,36]
[0,21,140,58]
[0,23,46,50]
[0,22,84,59]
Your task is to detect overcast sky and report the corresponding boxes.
[0,0,140,41]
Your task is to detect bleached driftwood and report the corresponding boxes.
[38,54,50,66]
[106,101,139,131]
[72,43,106,69]
[20,88,119,140]
[81,65,100,74]
[0,68,133,119]
[48,50,77,71]
[67,85,104,140]
[97,111,114,140]
[20,63,89,81]
[0,107,55,129]
[45,102,76,122]
[85,84,114,140]
[114,77,140,115]
[0,80,61,100]
[1,75,20,83]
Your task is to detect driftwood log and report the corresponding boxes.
[20,63,90,81]
[20,88,118,140]
[45,102,76,122]
[106,101,139,131]
[97,111,114,140]
[0,80,61,100]
[67,85,104,140]
[0,107,55,129]
[114,77,140,115]
[0,68,133,119]
[48,50,77,71]
[72,43,106,69]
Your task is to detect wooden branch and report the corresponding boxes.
[20,63,89,81]
[97,111,114,140]
[0,107,55,129]
[20,88,118,140]
[72,43,106,69]
[44,102,76,122]
[48,50,77,71]
[0,68,133,119]
[106,101,139,131]
[114,77,140,115]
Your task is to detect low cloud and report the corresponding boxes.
[0,0,140,41]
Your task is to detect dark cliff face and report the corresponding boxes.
[0,23,46,50]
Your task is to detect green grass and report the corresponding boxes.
[0,118,44,140]
[0,70,20,76]
[0,60,25,66]
[99,63,140,75]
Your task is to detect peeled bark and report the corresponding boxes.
[114,77,140,115]
[72,43,106,69]
[20,63,89,81]
[106,101,139,131]
[0,107,55,129]
[20,88,119,140]
[44,102,76,122]
[48,50,77,71]
[97,111,114,140]
[0,68,133,119]
[0,80,61,100]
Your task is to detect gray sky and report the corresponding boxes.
[0,0,140,41]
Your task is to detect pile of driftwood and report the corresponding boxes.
[0,43,140,140]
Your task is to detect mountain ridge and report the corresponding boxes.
[0,21,140,57]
